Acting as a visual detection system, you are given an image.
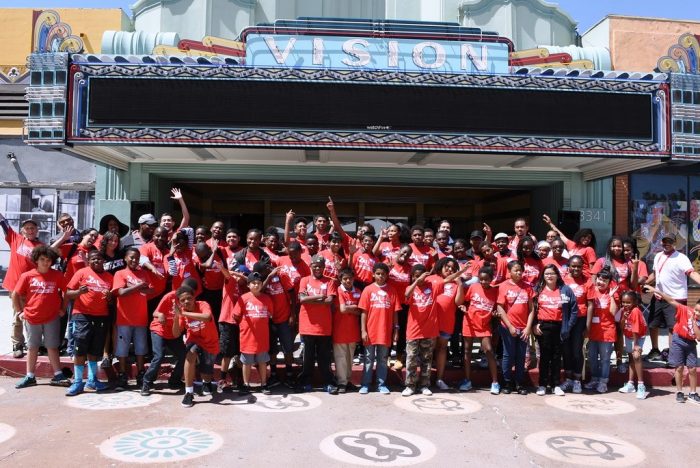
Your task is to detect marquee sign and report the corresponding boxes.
[245,34,510,74]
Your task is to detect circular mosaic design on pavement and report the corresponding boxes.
[320,428,436,466]
[525,430,645,467]
[545,395,636,416]
[100,427,223,463]
[0,423,16,444]
[231,393,322,412]
[393,394,482,415]
[65,392,162,410]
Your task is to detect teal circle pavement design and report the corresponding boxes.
[100,427,223,463]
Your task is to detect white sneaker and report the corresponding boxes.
[401,387,415,397]
[596,381,608,393]
[618,381,636,394]
[536,386,546,396]
[554,386,566,396]
[584,378,599,390]
[636,383,648,400]
[420,387,433,396]
[572,380,582,394]
[436,379,450,390]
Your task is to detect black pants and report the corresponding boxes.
[536,321,563,387]
[200,288,223,322]
[298,335,335,386]
[562,318,586,378]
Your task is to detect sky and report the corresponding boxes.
[2,0,699,33]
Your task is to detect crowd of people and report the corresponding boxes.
[2,189,700,408]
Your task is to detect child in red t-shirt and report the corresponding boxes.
[585,268,619,393]
[112,248,154,390]
[359,263,402,394]
[297,255,338,394]
[462,266,500,394]
[401,264,439,397]
[618,291,648,399]
[173,285,219,408]
[495,260,535,394]
[233,272,275,395]
[13,246,70,389]
[645,286,700,404]
[334,268,362,392]
[141,278,198,396]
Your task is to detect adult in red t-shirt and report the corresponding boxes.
[496,261,535,393]
[462,267,500,391]
[172,286,219,407]
[112,248,154,388]
[233,273,274,393]
[12,246,69,388]
[402,265,439,394]
[297,255,338,392]
[65,250,114,395]
[359,263,402,393]
[2,215,43,356]
[334,268,362,390]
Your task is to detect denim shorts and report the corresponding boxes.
[668,333,698,368]
[624,336,646,354]
[115,325,149,357]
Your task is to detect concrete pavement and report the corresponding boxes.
[0,375,695,467]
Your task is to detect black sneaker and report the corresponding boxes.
[517,386,529,395]
[115,373,129,391]
[338,384,347,394]
[261,384,271,395]
[267,374,281,388]
[136,371,145,388]
[238,384,251,396]
[201,381,214,395]
[688,393,700,405]
[140,382,152,396]
[676,391,686,403]
[181,392,194,407]
[645,348,662,362]
[345,382,358,392]
[502,381,513,395]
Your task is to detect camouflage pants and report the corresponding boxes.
[405,338,435,388]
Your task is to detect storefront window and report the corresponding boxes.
[630,174,687,263]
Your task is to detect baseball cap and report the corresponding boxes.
[470,230,484,240]
[247,272,263,283]
[310,254,325,265]
[494,232,509,241]
[21,218,38,227]
[137,214,157,226]
[661,233,676,243]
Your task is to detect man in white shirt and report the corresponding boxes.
[644,233,700,360]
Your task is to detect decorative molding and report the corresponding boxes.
[0,66,29,84]
[658,33,700,74]
[31,10,84,54]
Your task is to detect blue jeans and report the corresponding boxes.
[499,325,528,385]
[143,332,185,385]
[588,340,614,380]
[362,344,389,388]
